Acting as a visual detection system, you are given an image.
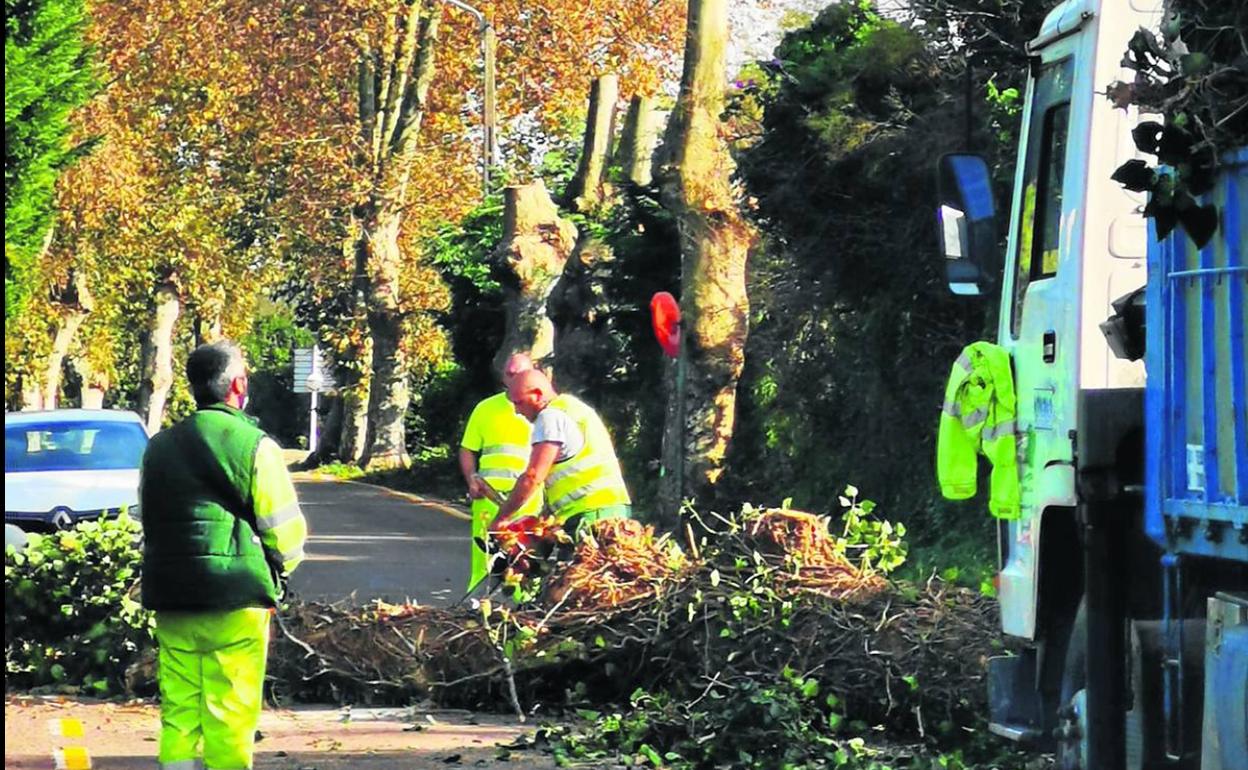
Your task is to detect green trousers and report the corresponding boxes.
[155,607,271,770]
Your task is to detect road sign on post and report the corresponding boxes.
[293,347,332,452]
[293,347,330,394]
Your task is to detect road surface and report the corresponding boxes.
[288,477,475,606]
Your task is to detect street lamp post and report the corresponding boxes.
[441,0,496,194]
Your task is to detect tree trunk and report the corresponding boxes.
[360,212,411,470]
[339,375,371,466]
[353,0,442,470]
[306,391,344,466]
[72,353,109,409]
[566,74,619,211]
[20,378,43,411]
[137,278,181,433]
[42,271,94,410]
[615,95,661,187]
[494,181,580,373]
[336,333,372,466]
[194,298,224,346]
[656,0,756,520]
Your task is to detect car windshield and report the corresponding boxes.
[4,420,147,473]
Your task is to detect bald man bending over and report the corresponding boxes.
[491,370,632,536]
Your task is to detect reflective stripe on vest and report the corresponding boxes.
[478,443,530,490]
[543,395,630,521]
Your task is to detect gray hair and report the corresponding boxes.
[186,341,246,406]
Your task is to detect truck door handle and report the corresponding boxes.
[1043,331,1057,363]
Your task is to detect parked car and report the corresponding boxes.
[4,409,149,531]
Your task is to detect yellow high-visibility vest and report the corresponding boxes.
[542,394,631,522]
[461,392,541,588]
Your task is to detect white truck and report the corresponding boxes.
[934,1,1247,768]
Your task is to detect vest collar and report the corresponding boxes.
[199,402,260,426]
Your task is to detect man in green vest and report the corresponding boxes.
[490,369,631,536]
[459,353,544,589]
[140,341,308,770]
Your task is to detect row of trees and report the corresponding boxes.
[5,0,687,469]
[20,0,1234,542]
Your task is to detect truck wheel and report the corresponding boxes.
[1055,600,1088,770]
[1054,600,1154,770]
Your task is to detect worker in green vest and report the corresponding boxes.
[458,353,544,589]
[490,368,631,536]
[140,341,308,770]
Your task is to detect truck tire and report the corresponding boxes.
[1056,599,1203,770]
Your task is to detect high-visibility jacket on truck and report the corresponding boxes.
[461,392,543,587]
[936,341,1021,519]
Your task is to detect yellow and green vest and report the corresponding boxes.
[140,404,304,610]
[543,394,631,522]
[462,393,542,587]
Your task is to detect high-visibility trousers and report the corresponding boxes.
[469,498,496,590]
[154,607,271,770]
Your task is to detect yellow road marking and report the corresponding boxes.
[54,746,92,769]
[48,718,85,739]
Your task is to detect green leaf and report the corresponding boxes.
[1180,52,1211,77]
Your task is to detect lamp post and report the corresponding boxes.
[441,0,496,195]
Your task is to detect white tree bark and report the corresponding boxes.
[137,278,181,433]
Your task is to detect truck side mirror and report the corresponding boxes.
[937,153,1001,297]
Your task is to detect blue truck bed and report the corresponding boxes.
[1145,148,1248,562]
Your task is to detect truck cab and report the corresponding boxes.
[935,1,1247,767]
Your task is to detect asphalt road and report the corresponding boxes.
[287,477,474,607]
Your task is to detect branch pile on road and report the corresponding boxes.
[269,505,1001,740]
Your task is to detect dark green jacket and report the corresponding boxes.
[140,404,280,611]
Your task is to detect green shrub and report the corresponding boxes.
[5,513,153,695]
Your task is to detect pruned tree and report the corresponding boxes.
[565,74,620,212]
[615,95,661,187]
[494,181,579,372]
[657,0,756,519]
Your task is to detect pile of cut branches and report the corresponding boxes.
[269,504,1001,739]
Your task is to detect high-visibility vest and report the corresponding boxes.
[462,393,542,589]
[542,394,631,522]
[462,392,544,517]
[936,341,1021,519]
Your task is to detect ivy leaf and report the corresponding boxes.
[1131,121,1164,154]
[1144,197,1180,240]
[1177,202,1219,248]
[1160,12,1182,42]
[1111,160,1156,192]
[1157,125,1195,165]
[1180,52,1212,77]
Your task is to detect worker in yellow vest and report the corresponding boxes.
[459,354,544,589]
[490,369,631,536]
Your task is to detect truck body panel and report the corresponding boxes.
[1145,150,1248,563]
[996,0,1160,640]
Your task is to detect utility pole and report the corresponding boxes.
[441,0,497,194]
